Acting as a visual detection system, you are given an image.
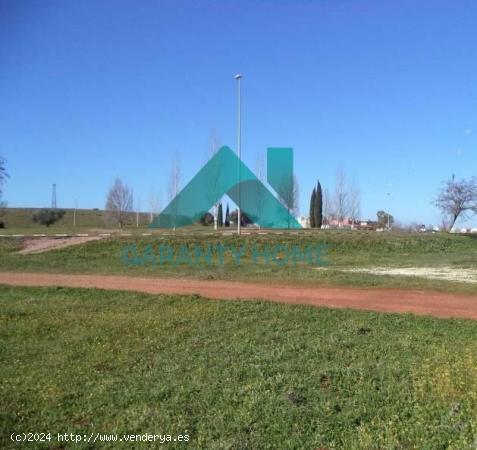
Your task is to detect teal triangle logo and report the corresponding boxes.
[151,146,301,229]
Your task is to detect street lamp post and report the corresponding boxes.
[73,199,77,227]
[234,73,242,235]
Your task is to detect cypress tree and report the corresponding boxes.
[217,203,223,227]
[315,181,323,228]
[309,188,316,228]
[225,204,230,227]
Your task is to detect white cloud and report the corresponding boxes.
[465,128,472,135]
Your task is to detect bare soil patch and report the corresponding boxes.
[18,236,103,255]
[340,266,477,284]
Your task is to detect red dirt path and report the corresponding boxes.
[0,271,476,320]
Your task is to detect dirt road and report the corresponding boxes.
[18,236,103,254]
[0,271,476,320]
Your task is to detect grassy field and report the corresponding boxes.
[0,207,153,233]
[1,285,477,449]
[0,207,234,235]
[1,231,476,293]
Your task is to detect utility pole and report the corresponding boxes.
[51,184,57,209]
[234,73,242,235]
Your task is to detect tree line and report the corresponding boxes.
[308,169,361,228]
[1,150,477,231]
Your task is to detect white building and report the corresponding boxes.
[298,216,310,228]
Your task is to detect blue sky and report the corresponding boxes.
[0,0,476,226]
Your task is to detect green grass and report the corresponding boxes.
[2,285,477,449]
[0,207,154,233]
[0,206,237,235]
[1,231,477,294]
[0,207,106,230]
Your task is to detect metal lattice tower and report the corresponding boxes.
[51,184,57,209]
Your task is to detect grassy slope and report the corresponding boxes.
[0,207,153,233]
[1,207,105,229]
[1,286,477,449]
[1,232,476,293]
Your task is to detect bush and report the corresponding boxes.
[32,209,65,227]
[229,209,253,226]
[199,212,214,226]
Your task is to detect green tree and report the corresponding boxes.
[33,209,65,227]
[315,181,323,228]
[217,202,223,227]
[199,212,214,226]
[230,209,252,226]
[377,210,394,230]
[225,204,230,227]
[309,188,316,228]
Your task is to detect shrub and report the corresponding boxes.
[32,209,65,227]
[199,212,214,226]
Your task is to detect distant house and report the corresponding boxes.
[358,219,380,230]
[298,216,310,228]
[324,216,361,229]
[450,227,471,234]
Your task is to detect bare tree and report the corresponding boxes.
[404,221,421,232]
[0,157,8,223]
[433,175,477,229]
[292,175,300,217]
[204,131,221,230]
[348,178,361,228]
[277,174,300,228]
[334,169,350,227]
[322,187,331,226]
[148,189,162,224]
[105,178,133,228]
[168,157,181,231]
[135,195,141,227]
[254,154,265,228]
[0,157,9,199]
[439,216,452,232]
